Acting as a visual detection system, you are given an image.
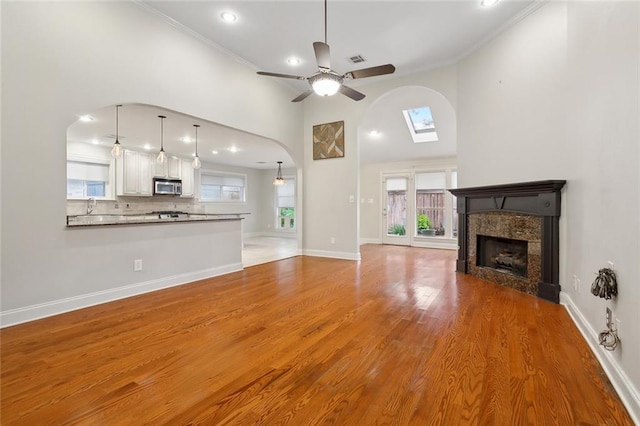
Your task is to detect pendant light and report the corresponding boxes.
[110,104,123,158]
[157,115,167,164]
[273,161,285,186]
[192,124,201,170]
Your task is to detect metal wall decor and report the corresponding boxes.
[313,120,344,160]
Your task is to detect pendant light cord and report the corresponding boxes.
[158,115,166,151]
[194,124,199,156]
[115,104,121,142]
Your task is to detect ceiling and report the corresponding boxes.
[67,104,293,169]
[70,1,539,169]
[141,0,537,91]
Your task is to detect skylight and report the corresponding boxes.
[402,106,438,143]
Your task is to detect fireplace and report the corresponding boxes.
[450,180,566,303]
[477,235,528,277]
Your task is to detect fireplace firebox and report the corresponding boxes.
[477,235,528,277]
[450,180,566,303]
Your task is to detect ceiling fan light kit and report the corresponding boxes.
[310,72,342,96]
[257,0,395,102]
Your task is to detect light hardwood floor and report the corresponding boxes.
[1,245,633,424]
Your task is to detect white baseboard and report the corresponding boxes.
[359,238,381,245]
[0,263,243,328]
[560,292,640,424]
[358,238,457,250]
[411,240,458,250]
[302,249,361,261]
[245,231,297,239]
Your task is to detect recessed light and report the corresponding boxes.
[91,139,100,145]
[80,115,94,122]
[480,0,499,7]
[287,57,301,66]
[220,11,237,23]
[144,144,151,150]
[228,146,238,153]
[370,130,381,137]
[212,150,219,155]
[180,137,193,143]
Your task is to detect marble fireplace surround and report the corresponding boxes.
[450,180,566,303]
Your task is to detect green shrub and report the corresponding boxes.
[388,224,406,235]
[417,214,431,230]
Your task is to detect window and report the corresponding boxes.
[200,172,246,202]
[402,106,438,143]
[276,178,295,230]
[66,161,109,199]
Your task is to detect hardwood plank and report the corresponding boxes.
[1,245,633,424]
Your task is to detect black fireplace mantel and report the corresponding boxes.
[450,180,566,303]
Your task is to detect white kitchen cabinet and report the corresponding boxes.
[138,153,153,195]
[153,155,181,179]
[168,156,181,179]
[153,155,166,177]
[117,149,153,196]
[181,158,194,197]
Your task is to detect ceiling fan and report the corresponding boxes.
[257,0,396,102]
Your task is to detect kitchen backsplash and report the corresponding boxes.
[67,197,207,216]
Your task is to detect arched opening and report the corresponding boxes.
[66,103,300,266]
[358,86,458,249]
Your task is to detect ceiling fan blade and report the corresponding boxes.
[292,89,314,103]
[313,41,331,70]
[344,64,396,80]
[257,71,306,80]
[338,85,366,101]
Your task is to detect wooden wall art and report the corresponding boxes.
[313,121,344,160]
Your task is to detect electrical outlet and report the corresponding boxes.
[576,278,581,294]
[331,237,336,244]
[573,275,577,291]
[134,259,143,272]
[607,261,614,270]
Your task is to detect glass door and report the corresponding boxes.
[382,175,411,246]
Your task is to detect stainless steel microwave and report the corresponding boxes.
[153,178,182,196]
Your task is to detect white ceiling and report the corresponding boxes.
[141,0,537,92]
[67,104,293,169]
[69,1,539,169]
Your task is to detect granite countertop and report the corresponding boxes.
[66,213,250,227]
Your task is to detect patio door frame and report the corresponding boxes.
[381,173,414,246]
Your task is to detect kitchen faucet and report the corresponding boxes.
[87,197,96,215]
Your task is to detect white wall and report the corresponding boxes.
[457,1,640,420]
[1,2,302,319]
